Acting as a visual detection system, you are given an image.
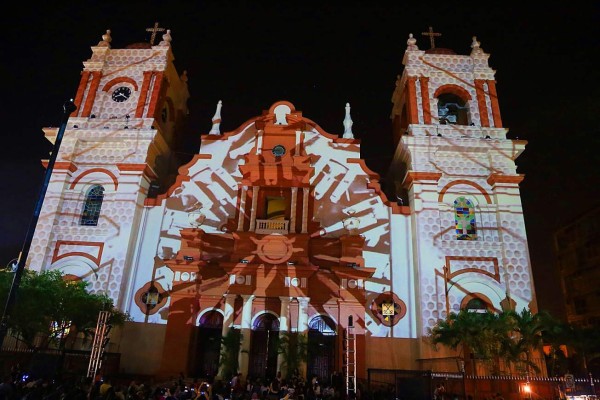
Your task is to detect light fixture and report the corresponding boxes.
[287,261,296,265]
[183,256,194,261]
[523,381,532,400]
[240,259,249,264]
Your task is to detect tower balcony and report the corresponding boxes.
[408,124,508,140]
[255,219,289,234]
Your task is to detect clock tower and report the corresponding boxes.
[27,27,190,310]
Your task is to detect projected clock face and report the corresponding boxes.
[272,145,286,157]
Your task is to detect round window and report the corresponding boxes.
[272,145,286,157]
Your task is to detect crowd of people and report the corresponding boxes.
[0,366,357,400]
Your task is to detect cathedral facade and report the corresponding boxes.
[26,28,537,381]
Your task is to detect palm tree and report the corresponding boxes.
[219,328,242,380]
[277,332,307,379]
[428,309,503,373]
[536,311,569,376]
[498,309,545,375]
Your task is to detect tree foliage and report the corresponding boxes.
[277,332,308,379]
[0,268,129,350]
[428,308,548,375]
[428,307,600,376]
[219,328,242,379]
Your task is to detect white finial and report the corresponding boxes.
[343,103,354,139]
[209,100,223,135]
[406,33,418,51]
[159,29,172,46]
[470,36,483,55]
[98,29,112,47]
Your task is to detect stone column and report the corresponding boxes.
[249,187,259,232]
[217,294,238,379]
[290,187,298,233]
[407,76,419,123]
[419,77,431,124]
[238,294,255,378]
[297,297,310,378]
[487,79,503,128]
[302,188,309,233]
[238,186,248,231]
[277,297,292,376]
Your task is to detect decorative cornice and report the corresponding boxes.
[116,163,157,180]
[486,173,525,186]
[43,161,78,173]
[403,171,442,187]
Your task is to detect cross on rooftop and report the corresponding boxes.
[421,26,442,49]
[146,22,165,45]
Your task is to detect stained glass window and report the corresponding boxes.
[80,185,104,226]
[454,197,477,240]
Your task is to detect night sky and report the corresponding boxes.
[1,2,598,319]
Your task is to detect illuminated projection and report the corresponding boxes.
[24,29,537,378]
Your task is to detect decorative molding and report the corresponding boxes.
[486,173,524,186]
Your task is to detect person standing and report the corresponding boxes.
[231,373,243,399]
[434,383,446,400]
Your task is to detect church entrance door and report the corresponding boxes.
[307,315,337,384]
[248,313,280,380]
[195,310,223,379]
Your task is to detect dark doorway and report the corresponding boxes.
[248,313,280,380]
[195,310,223,379]
[307,315,337,384]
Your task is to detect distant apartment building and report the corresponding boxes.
[555,205,600,327]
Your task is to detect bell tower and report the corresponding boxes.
[388,32,538,354]
[27,27,190,308]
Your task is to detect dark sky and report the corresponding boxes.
[1,2,599,318]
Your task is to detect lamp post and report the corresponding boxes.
[0,99,76,347]
[523,380,532,400]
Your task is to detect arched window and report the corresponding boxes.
[438,93,469,125]
[309,315,337,336]
[465,297,490,313]
[454,197,477,240]
[80,185,104,226]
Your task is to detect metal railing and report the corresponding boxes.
[255,219,289,234]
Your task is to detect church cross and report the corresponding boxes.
[146,22,165,45]
[421,26,442,49]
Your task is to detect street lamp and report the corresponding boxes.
[5,256,20,272]
[523,381,532,400]
[0,99,76,347]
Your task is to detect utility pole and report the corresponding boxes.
[0,99,76,347]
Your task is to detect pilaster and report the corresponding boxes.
[238,294,255,377]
